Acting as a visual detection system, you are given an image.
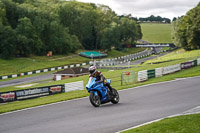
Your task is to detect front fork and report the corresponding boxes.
[93,91,98,97]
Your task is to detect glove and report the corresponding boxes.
[96,80,103,84]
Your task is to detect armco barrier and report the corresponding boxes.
[138,70,148,82]
[198,59,200,65]
[0,48,152,80]
[0,81,85,103]
[147,69,155,79]
[64,81,84,92]
[0,91,16,102]
[181,61,194,69]
[0,62,89,80]
[138,59,200,82]
[162,64,181,75]
[155,68,163,77]
[93,48,152,67]
[194,60,198,66]
[0,84,64,103]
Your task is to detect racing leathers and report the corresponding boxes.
[89,71,114,95]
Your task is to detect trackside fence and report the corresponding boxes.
[138,59,200,82]
[92,48,153,67]
[0,48,155,80]
[0,81,84,103]
[0,47,167,80]
[121,71,136,85]
[0,62,89,80]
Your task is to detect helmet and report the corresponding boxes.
[89,66,96,76]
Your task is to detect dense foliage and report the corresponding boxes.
[139,15,171,23]
[0,0,142,58]
[172,2,200,50]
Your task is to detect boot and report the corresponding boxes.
[108,86,115,96]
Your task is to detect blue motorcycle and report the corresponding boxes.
[86,77,119,107]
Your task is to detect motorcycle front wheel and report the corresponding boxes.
[89,91,101,107]
[111,89,119,104]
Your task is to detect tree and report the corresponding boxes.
[172,2,200,50]
[119,17,138,44]
[172,17,177,21]
[0,0,144,58]
[0,25,16,58]
[16,17,42,56]
[58,2,97,49]
[139,15,171,23]
[0,1,8,25]
[100,23,120,50]
[94,4,117,49]
[2,0,19,28]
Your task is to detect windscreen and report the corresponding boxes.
[87,77,94,85]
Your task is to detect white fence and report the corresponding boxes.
[65,81,84,92]
[92,48,152,67]
[162,64,181,75]
[198,59,200,65]
[155,68,163,77]
[138,70,148,82]
[138,58,200,82]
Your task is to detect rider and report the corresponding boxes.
[89,65,115,95]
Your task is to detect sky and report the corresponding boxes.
[76,0,200,20]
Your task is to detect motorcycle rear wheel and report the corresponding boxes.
[111,89,119,104]
[89,92,101,107]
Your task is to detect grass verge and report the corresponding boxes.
[141,23,172,43]
[0,49,200,113]
[0,65,200,114]
[0,48,145,76]
[122,113,200,133]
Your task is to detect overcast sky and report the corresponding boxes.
[76,0,199,20]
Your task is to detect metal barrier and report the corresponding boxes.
[137,58,200,82]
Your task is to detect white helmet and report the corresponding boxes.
[89,66,96,75]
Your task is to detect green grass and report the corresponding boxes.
[122,113,200,133]
[1,49,200,93]
[0,65,199,114]
[144,49,200,65]
[1,49,200,113]
[0,65,200,113]
[0,23,172,76]
[107,48,145,58]
[0,55,88,76]
[0,48,145,76]
[141,23,172,43]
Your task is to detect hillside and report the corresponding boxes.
[0,0,142,58]
[0,48,145,76]
[141,23,172,43]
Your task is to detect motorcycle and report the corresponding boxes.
[86,77,119,107]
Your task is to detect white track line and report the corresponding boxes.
[0,97,87,116]
[1,76,200,116]
[117,106,200,133]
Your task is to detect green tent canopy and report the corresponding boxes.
[79,51,107,59]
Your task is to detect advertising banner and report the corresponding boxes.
[49,85,63,94]
[122,43,176,48]
[147,69,155,79]
[15,87,49,100]
[0,92,16,102]
[0,84,65,102]
[163,64,181,75]
[181,61,194,69]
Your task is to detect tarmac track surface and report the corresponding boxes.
[0,76,200,133]
[0,73,53,88]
